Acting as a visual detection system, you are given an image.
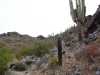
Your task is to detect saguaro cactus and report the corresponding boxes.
[69,0,86,43]
[57,36,62,66]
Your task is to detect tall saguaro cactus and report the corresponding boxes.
[69,0,86,43]
[57,36,62,66]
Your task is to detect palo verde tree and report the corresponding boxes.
[69,0,86,43]
[57,36,62,66]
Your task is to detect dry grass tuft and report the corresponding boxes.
[80,62,94,75]
[95,36,100,44]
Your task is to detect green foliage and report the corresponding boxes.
[63,34,73,42]
[33,39,53,57]
[57,36,62,66]
[15,45,33,58]
[15,39,53,58]
[0,44,12,75]
[13,62,27,71]
[84,21,90,28]
[62,26,75,37]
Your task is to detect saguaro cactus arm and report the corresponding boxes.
[69,0,76,22]
[69,0,86,23]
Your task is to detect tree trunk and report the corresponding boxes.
[77,21,82,44]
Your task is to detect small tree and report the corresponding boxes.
[57,36,62,66]
[0,47,12,75]
[69,0,86,43]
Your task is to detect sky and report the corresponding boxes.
[0,0,100,37]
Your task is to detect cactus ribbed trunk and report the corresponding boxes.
[57,36,62,66]
[69,0,86,43]
[77,21,82,43]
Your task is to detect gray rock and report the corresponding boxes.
[74,69,81,75]
[88,33,94,39]
[36,54,50,69]
[65,42,70,46]
[95,66,100,75]
[74,36,79,43]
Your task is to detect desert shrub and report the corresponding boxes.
[15,39,53,58]
[63,34,73,42]
[48,55,57,68]
[33,39,53,57]
[13,62,27,71]
[15,45,33,58]
[83,42,99,63]
[0,46,12,75]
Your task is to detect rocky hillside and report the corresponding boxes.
[3,6,100,75]
[0,32,35,52]
[5,34,100,75]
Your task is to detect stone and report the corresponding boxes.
[88,33,94,39]
[65,42,70,46]
[95,66,100,75]
[36,54,51,69]
[24,72,29,75]
[74,69,81,75]
[74,36,79,43]
[22,58,26,62]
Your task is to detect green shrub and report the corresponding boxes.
[33,39,53,57]
[63,34,73,42]
[15,45,33,58]
[13,62,27,71]
[0,46,12,75]
[15,39,53,58]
